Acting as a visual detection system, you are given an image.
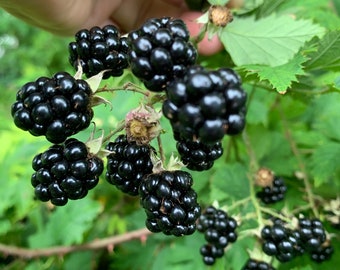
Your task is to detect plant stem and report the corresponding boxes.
[0,228,152,259]
[242,130,264,228]
[278,101,319,217]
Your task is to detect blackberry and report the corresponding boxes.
[256,176,287,204]
[105,134,154,196]
[176,139,223,171]
[127,17,197,92]
[69,25,129,79]
[11,72,94,143]
[310,245,334,263]
[31,138,104,206]
[242,259,275,270]
[139,170,201,236]
[297,217,328,253]
[261,223,304,262]
[197,206,238,265]
[162,66,247,145]
[199,243,224,266]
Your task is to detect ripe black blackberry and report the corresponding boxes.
[162,66,247,145]
[199,243,224,266]
[297,217,328,253]
[31,138,104,206]
[127,17,197,92]
[138,170,201,236]
[261,222,304,262]
[69,25,129,79]
[310,245,334,263]
[11,72,94,143]
[105,134,154,196]
[197,206,238,265]
[176,139,223,171]
[242,259,275,270]
[256,176,287,204]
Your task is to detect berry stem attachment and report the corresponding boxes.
[102,120,126,144]
[157,134,166,165]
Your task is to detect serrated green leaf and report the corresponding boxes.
[28,199,102,248]
[305,31,340,71]
[309,142,340,187]
[210,162,249,202]
[219,15,325,66]
[243,53,307,93]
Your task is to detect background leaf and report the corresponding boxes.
[219,15,325,66]
[305,31,340,71]
[28,199,102,247]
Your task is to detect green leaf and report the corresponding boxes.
[219,15,325,66]
[309,142,340,187]
[28,199,102,248]
[243,53,308,93]
[305,31,340,71]
[210,162,250,202]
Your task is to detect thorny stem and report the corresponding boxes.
[277,100,319,217]
[0,228,152,259]
[102,120,126,144]
[96,82,150,97]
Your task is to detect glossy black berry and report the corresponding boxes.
[105,135,154,196]
[69,25,129,79]
[128,17,197,92]
[260,222,304,262]
[176,139,223,171]
[11,72,94,143]
[197,206,238,265]
[297,217,329,255]
[31,138,103,206]
[257,176,287,204]
[163,66,247,145]
[139,170,201,236]
[242,259,275,270]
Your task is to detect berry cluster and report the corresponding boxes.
[162,65,247,145]
[11,72,94,143]
[197,206,238,265]
[261,217,334,264]
[297,217,334,263]
[139,170,201,236]
[127,17,197,92]
[105,134,154,196]
[261,221,304,262]
[256,176,287,204]
[31,138,103,206]
[241,259,275,270]
[69,25,129,79]
[176,139,223,171]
